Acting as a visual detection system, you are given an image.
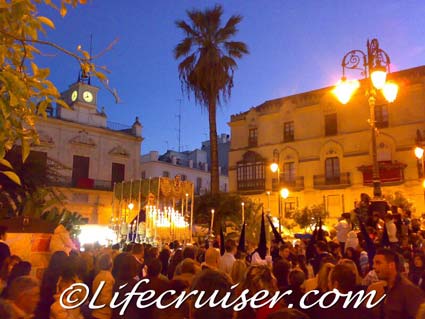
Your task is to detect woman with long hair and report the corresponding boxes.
[237,265,282,319]
[35,251,69,319]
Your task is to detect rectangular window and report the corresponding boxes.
[325,113,338,136]
[283,162,295,182]
[141,171,146,179]
[248,128,258,147]
[283,121,294,142]
[111,163,125,186]
[325,157,340,183]
[375,104,389,128]
[163,171,170,178]
[180,174,187,181]
[72,155,90,187]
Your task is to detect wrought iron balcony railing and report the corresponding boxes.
[237,178,265,193]
[49,176,113,191]
[313,172,351,189]
[272,176,304,191]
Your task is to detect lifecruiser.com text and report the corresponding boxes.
[60,279,386,316]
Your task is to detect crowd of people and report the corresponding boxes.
[1,197,425,318]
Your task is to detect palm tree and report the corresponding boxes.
[174,5,248,194]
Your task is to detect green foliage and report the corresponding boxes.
[42,207,87,238]
[0,148,67,218]
[0,0,117,183]
[292,204,328,230]
[174,5,248,194]
[194,192,262,243]
[384,191,413,212]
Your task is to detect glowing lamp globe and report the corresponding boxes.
[270,162,279,173]
[371,68,387,90]
[333,78,359,104]
[383,82,398,103]
[415,147,424,159]
[280,188,289,199]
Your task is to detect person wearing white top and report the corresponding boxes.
[218,239,237,275]
[385,213,399,249]
[335,213,351,252]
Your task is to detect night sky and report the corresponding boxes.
[37,0,425,154]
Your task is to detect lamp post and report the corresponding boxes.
[333,38,398,199]
[415,146,425,178]
[280,188,289,233]
[270,162,281,231]
[415,145,425,209]
[266,191,271,213]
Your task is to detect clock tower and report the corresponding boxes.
[62,71,99,107]
[57,70,106,127]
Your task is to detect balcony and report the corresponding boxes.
[272,176,304,191]
[50,176,113,191]
[237,178,265,194]
[358,161,406,186]
[313,172,351,189]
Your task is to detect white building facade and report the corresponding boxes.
[141,150,229,195]
[33,78,143,224]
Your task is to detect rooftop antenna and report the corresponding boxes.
[88,33,93,85]
[176,99,183,152]
[78,34,93,84]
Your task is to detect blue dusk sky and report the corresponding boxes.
[37,1,425,154]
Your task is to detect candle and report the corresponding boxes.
[241,202,245,223]
[210,209,215,233]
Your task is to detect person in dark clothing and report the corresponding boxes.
[311,240,330,275]
[112,252,148,319]
[159,247,171,276]
[144,258,170,319]
[409,254,425,286]
[369,248,425,319]
[34,251,68,319]
[273,259,290,290]
[0,226,11,270]
[284,269,306,312]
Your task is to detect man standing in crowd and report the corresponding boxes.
[0,226,10,269]
[218,239,236,275]
[335,212,351,252]
[370,248,425,319]
[384,213,399,250]
[311,240,330,275]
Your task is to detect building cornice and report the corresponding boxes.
[36,116,143,142]
[230,65,425,123]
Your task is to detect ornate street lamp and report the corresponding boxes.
[270,162,283,233]
[280,188,289,232]
[333,39,398,199]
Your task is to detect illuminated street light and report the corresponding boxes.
[280,188,289,199]
[415,146,424,160]
[334,38,398,199]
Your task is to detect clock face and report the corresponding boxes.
[83,91,94,103]
[71,90,78,102]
